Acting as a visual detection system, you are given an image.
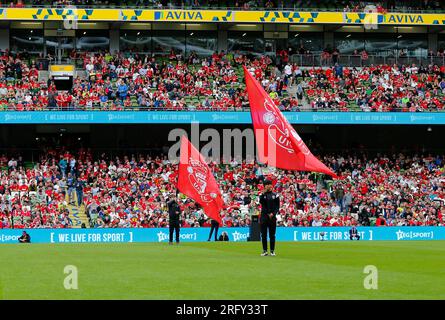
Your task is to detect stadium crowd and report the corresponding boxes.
[1,49,445,112]
[0,49,298,111]
[301,63,445,111]
[0,148,443,229]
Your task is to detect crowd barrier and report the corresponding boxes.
[1,227,444,244]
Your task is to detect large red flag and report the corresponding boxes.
[243,65,337,178]
[177,136,224,224]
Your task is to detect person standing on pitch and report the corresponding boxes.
[167,193,181,245]
[259,180,280,256]
[207,219,220,241]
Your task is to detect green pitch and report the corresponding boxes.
[0,241,444,300]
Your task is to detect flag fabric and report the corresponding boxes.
[243,65,337,178]
[177,136,224,224]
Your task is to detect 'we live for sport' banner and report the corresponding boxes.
[1,112,445,125]
[0,227,444,244]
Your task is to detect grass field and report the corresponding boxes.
[0,241,444,300]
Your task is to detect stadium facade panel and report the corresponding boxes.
[1,8,445,25]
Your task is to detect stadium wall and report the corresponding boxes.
[0,29,8,50]
[0,227,443,244]
[1,124,443,153]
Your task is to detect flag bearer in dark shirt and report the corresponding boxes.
[167,194,181,245]
[259,180,280,256]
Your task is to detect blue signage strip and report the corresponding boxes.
[0,112,444,124]
[1,227,443,244]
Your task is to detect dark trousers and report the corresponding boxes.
[261,216,277,252]
[208,223,219,241]
[76,190,83,206]
[169,221,180,243]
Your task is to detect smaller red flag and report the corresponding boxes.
[177,136,224,224]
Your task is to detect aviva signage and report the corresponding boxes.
[2,8,445,25]
[379,13,424,24]
[154,10,203,21]
[121,9,232,22]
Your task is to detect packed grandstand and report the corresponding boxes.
[0,148,443,229]
[1,49,445,112]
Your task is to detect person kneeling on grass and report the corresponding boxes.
[18,231,31,243]
[349,226,360,240]
[218,231,229,241]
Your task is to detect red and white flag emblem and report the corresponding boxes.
[243,65,337,178]
[177,136,224,223]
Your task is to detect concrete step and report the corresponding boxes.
[75,70,87,80]
[65,192,89,228]
[38,70,50,83]
[68,204,89,228]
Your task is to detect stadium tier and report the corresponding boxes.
[1,51,445,114]
[1,2,445,119]
[0,149,443,229]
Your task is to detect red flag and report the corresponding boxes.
[243,65,337,178]
[177,136,224,224]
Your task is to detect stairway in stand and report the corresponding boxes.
[68,204,89,228]
[65,192,89,228]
